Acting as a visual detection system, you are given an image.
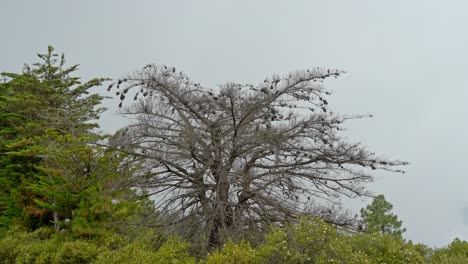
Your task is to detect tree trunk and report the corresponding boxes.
[208,169,233,248]
[52,199,59,232]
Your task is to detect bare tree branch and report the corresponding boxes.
[107,65,407,247]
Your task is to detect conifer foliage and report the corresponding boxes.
[360,194,406,238]
[0,46,111,233]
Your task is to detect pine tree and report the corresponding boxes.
[360,194,406,238]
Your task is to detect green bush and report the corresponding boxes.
[256,217,370,264]
[14,239,57,264]
[206,240,258,264]
[0,227,56,264]
[153,237,196,264]
[0,229,24,263]
[413,242,433,261]
[94,236,195,264]
[97,233,129,251]
[53,240,98,264]
[93,242,157,264]
[349,233,425,264]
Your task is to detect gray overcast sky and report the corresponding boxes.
[2,0,467,247]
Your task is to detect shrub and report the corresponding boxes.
[256,217,370,264]
[153,237,196,264]
[94,236,195,264]
[93,242,157,264]
[429,238,468,263]
[0,227,56,264]
[97,233,129,251]
[349,233,425,264]
[206,240,258,264]
[53,240,98,264]
[14,239,57,264]
[0,229,24,263]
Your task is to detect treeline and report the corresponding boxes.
[0,47,466,263]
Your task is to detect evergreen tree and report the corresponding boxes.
[0,46,109,232]
[360,194,406,238]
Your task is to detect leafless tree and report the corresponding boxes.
[108,65,407,247]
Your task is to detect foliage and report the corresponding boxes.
[206,240,258,264]
[0,47,147,241]
[93,242,157,264]
[70,185,113,237]
[152,237,197,264]
[0,46,108,232]
[3,216,468,264]
[14,239,57,264]
[256,217,370,263]
[0,227,56,264]
[430,238,468,262]
[53,240,99,264]
[0,228,195,264]
[111,189,158,220]
[428,254,468,264]
[94,236,196,264]
[360,194,406,238]
[349,232,424,264]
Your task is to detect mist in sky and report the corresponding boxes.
[2,0,468,247]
